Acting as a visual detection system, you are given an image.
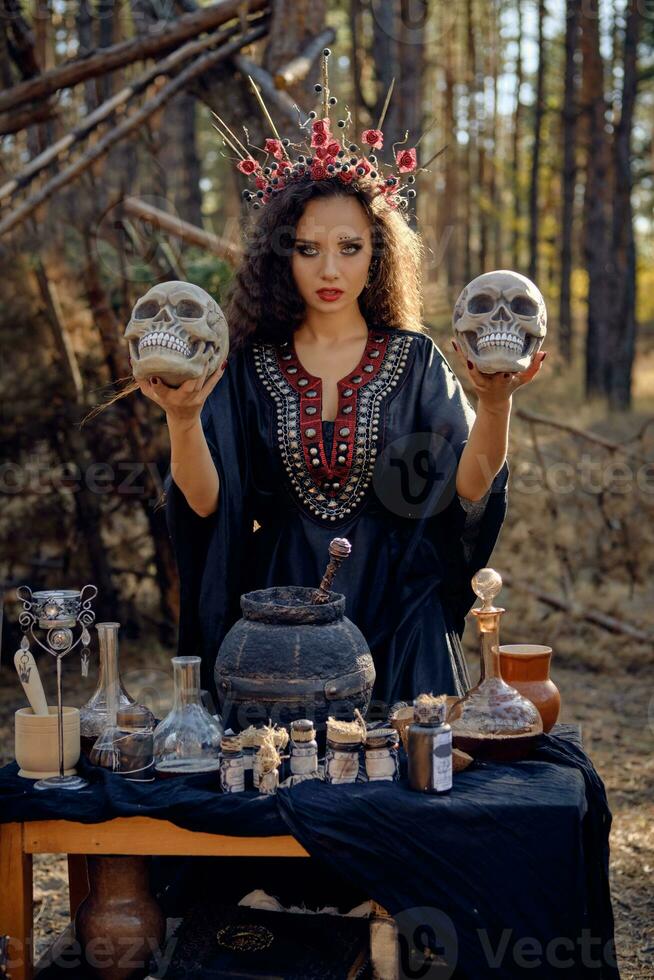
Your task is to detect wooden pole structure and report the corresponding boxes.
[0,0,268,116]
[0,23,267,237]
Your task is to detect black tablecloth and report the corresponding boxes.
[0,725,618,979]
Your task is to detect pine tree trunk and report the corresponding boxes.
[608,0,641,410]
[464,0,477,281]
[580,0,612,397]
[442,6,459,289]
[511,0,524,270]
[559,0,581,362]
[528,0,546,282]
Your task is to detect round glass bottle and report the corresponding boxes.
[153,657,223,777]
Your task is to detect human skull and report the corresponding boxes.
[452,270,546,374]
[125,281,229,387]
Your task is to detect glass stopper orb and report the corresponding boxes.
[472,568,502,607]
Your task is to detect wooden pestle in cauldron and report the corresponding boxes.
[312,538,352,604]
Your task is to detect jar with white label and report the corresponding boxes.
[219,733,245,793]
[289,719,319,781]
[364,728,400,782]
[407,695,452,794]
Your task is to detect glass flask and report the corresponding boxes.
[79,623,140,755]
[449,569,543,761]
[153,657,223,777]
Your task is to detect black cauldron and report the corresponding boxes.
[214,586,375,735]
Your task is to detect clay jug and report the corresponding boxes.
[75,856,165,980]
[498,644,561,733]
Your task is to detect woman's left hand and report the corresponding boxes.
[451,342,547,410]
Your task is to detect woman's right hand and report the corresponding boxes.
[136,360,227,429]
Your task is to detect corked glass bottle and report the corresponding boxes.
[449,569,543,761]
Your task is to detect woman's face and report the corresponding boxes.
[290,195,373,314]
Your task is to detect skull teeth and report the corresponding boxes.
[477,332,524,353]
[138,331,192,358]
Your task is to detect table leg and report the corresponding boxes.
[67,855,89,920]
[0,823,33,980]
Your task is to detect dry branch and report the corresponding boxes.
[273,29,336,89]
[0,99,57,137]
[122,197,242,264]
[0,0,268,116]
[232,54,299,125]
[0,16,267,195]
[0,23,267,238]
[515,407,653,464]
[502,572,654,644]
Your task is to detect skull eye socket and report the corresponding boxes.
[176,300,203,318]
[467,293,495,315]
[134,300,159,319]
[510,296,539,317]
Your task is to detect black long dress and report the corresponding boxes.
[166,324,508,710]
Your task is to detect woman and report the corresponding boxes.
[137,176,545,712]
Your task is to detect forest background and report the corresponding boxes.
[0,0,652,975]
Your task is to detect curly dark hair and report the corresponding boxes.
[224,176,425,349]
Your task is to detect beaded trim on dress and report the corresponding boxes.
[253,333,413,522]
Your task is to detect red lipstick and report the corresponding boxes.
[316,288,344,302]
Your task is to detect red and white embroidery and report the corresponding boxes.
[253,332,413,522]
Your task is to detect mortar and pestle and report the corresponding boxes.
[13,647,80,779]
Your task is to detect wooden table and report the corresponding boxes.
[0,817,312,980]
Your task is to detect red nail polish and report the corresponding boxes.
[221,360,228,371]
[542,352,548,361]
[467,360,473,370]
[151,377,158,385]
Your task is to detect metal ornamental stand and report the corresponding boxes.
[16,585,97,791]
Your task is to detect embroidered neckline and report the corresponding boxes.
[278,331,390,488]
[253,330,413,522]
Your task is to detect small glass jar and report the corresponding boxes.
[364,727,400,782]
[111,704,155,781]
[408,696,452,794]
[219,733,245,793]
[153,657,223,778]
[325,737,361,784]
[289,719,319,780]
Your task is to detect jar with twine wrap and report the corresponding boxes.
[219,732,245,793]
[364,726,400,782]
[408,694,452,794]
[325,713,366,784]
[251,723,288,794]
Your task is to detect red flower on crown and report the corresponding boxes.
[311,129,330,148]
[396,148,417,172]
[355,157,372,175]
[255,175,267,190]
[361,129,384,149]
[316,141,340,161]
[312,118,330,135]
[237,157,259,175]
[310,161,329,180]
[265,138,284,161]
[338,168,355,183]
